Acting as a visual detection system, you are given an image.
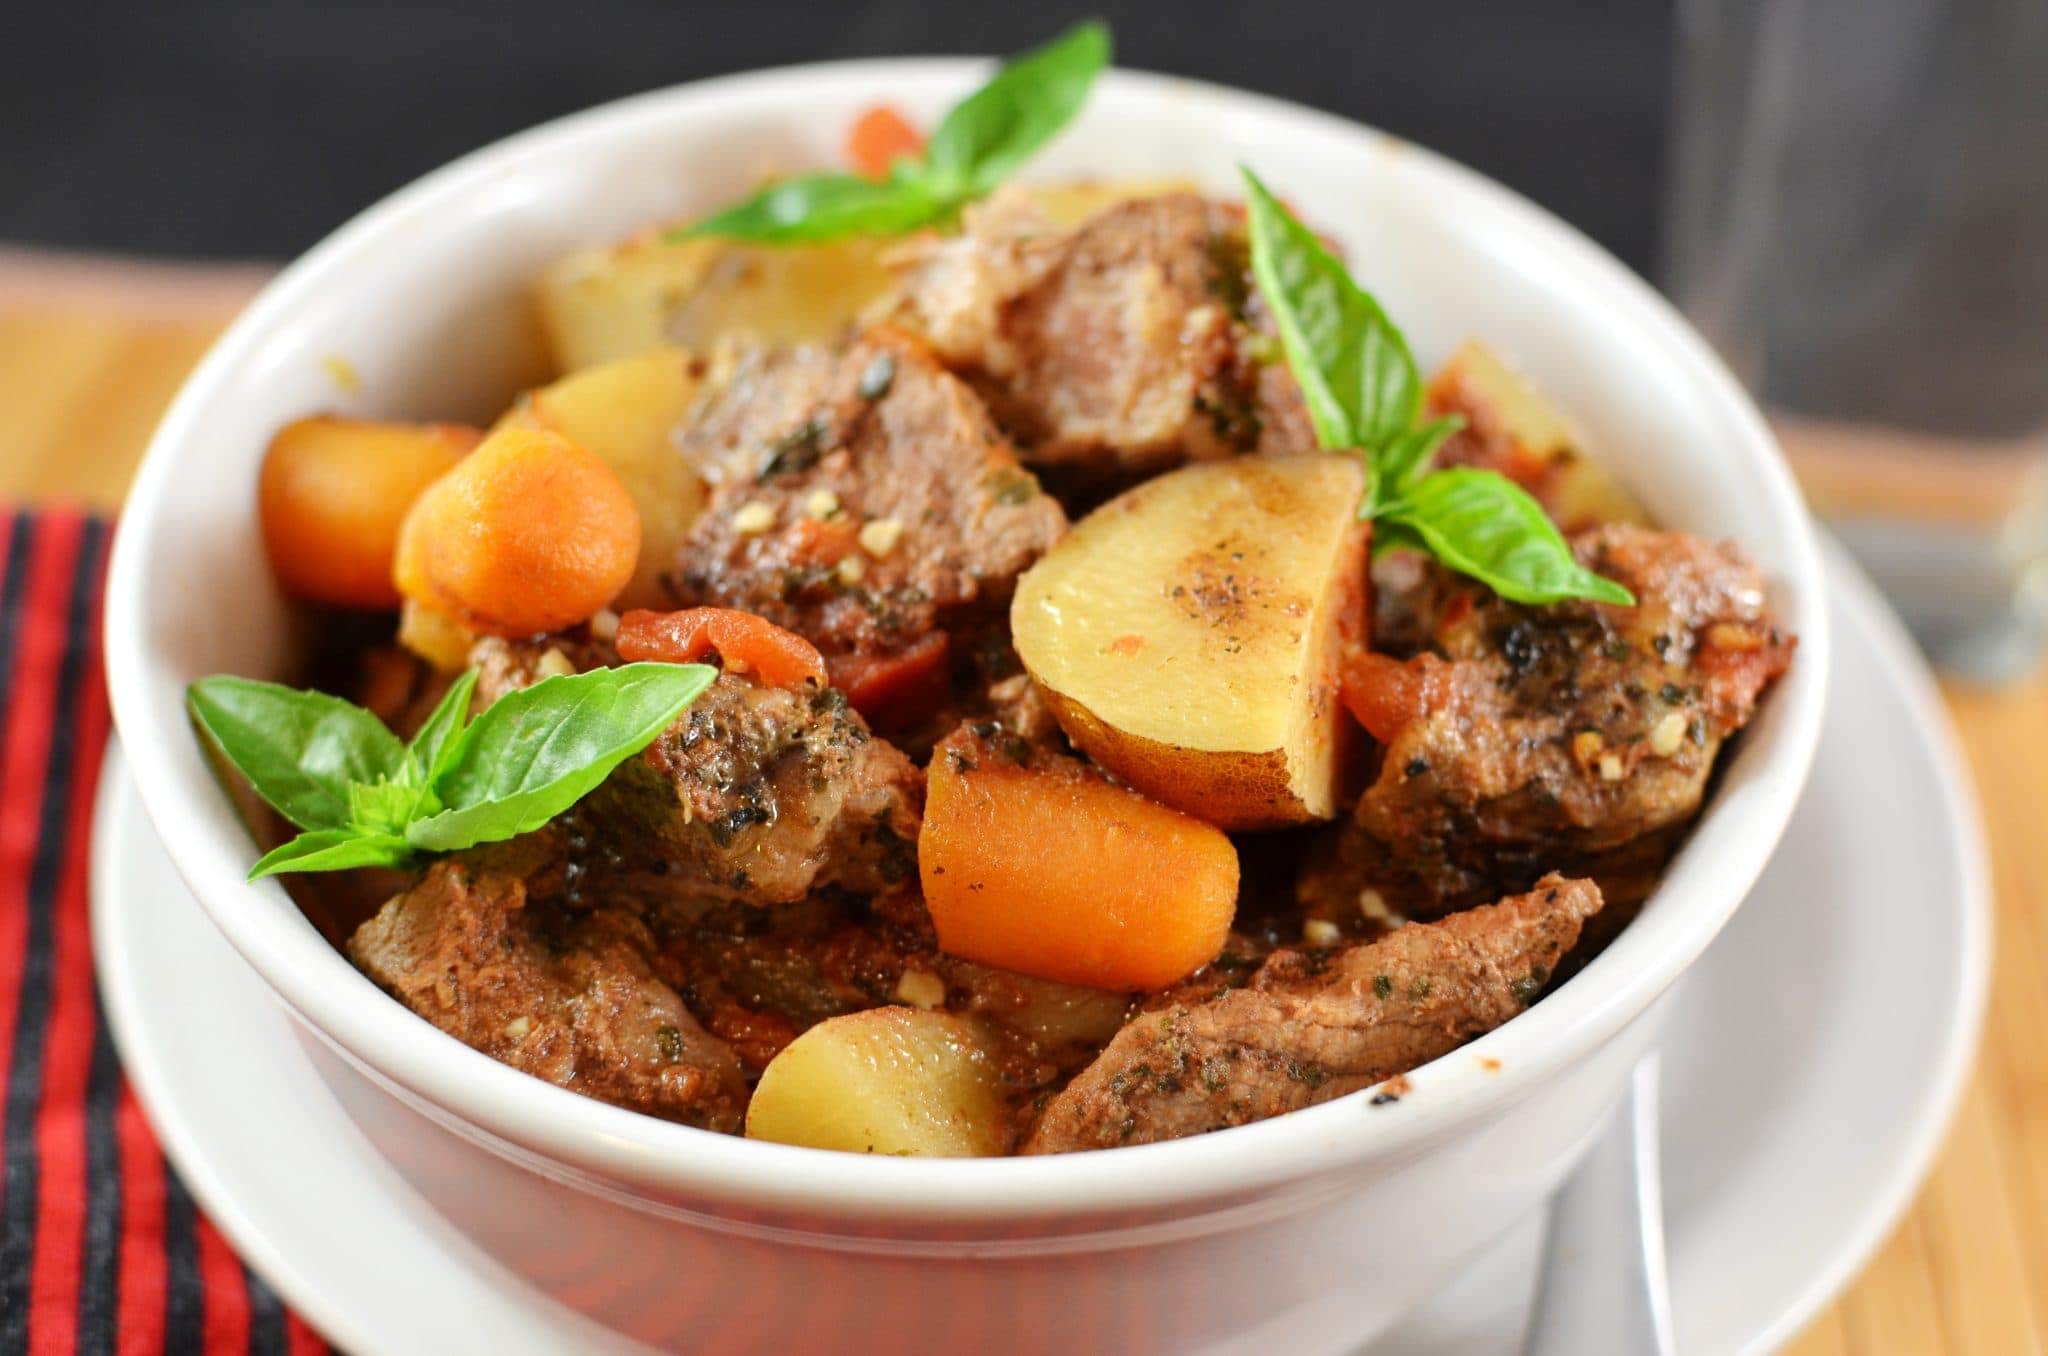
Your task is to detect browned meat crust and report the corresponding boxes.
[1318,524,1794,919]
[466,639,924,912]
[665,328,1067,667]
[883,191,1315,482]
[1023,875,1601,1152]
[347,835,749,1132]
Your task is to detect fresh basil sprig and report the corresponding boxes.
[1240,168,1633,608]
[189,663,715,880]
[678,20,1111,245]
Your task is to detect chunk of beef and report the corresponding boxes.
[666,328,1067,671]
[348,835,748,1131]
[467,638,923,911]
[1024,875,1602,1152]
[883,191,1315,483]
[1320,524,1793,919]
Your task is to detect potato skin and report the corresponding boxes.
[1013,454,1368,831]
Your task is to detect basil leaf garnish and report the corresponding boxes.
[1242,167,1420,459]
[188,677,407,831]
[923,19,1111,200]
[406,663,715,852]
[1241,166,1633,608]
[408,667,479,785]
[682,172,946,246]
[249,829,414,882]
[679,21,1109,245]
[189,661,716,879]
[1383,469,1636,607]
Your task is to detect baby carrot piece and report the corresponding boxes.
[920,724,1239,991]
[847,105,924,180]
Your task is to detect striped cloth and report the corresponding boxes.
[0,511,328,1354]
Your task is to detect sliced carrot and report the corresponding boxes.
[847,105,924,180]
[920,726,1239,992]
[259,416,478,610]
[828,632,951,730]
[616,607,828,689]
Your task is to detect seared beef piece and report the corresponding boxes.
[348,834,748,1131]
[468,631,619,704]
[666,328,1066,671]
[1023,875,1602,1153]
[884,191,1315,482]
[1319,524,1793,919]
[467,638,924,911]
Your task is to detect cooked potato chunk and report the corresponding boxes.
[535,234,895,373]
[1012,454,1369,829]
[745,1008,1006,1157]
[497,347,709,608]
[1427,340,1649,530]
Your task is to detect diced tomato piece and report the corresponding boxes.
[1340,651,1449,744]
[616,607,828,690]
[827,632,951,730]
[847,105,924,180]
[786,514,860,567]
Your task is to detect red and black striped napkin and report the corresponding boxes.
[0,511,328,1354]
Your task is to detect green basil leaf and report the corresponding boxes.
[1370,518,1429,560]
[679,173,945,245]
[407,663,716,853]
[1380,414,1466,498]
[347,779,421,836]
[188,676,407,831]
[408,668,478,784]
[1383,468,1636,606]
[248,828,414,881]
[1241,167,1421,457]
[924,20,1111,200]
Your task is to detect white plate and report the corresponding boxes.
[91,549,1985,1356]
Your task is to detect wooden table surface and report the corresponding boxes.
[3,252,2043,1355]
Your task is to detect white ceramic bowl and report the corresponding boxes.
[105,60,1829,1354]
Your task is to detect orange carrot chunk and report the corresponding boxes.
[616,607,828,690]
[847,105,924,180]
[920,726,1239,992]
[393,427,639,636]
[828,632,951,730]
[259,416,478,610]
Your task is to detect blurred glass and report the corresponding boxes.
[1665,0,2048,680]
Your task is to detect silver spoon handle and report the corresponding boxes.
[1524,1056,1678,1356]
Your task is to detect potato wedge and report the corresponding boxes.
[535,233,895,373]
[1427,340,1650,530]
[496,347,708,609]
[1012,454,1369,830]
[745,1007,1006,1157]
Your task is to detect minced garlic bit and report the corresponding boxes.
[858,517,904,557]
[1303,918,1342,947]
[1649,710,1688,757]
[894,969,947,1010]
[731,501,777,536]
[588,607,619,641]
[1707,622,1764,651]
[502,1016,533,1041]
[1597,752,1626,782]
[1571,730,1604,765]
[836,553,867,585]
[535,648,576,680]
[803,488,841,520]
[1357,887,1405,930]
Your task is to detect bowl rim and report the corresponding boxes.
[104,57,1830,1223]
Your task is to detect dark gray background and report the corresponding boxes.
[1,1,1671,271]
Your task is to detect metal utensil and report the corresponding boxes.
[1524,1056,1678,1355]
